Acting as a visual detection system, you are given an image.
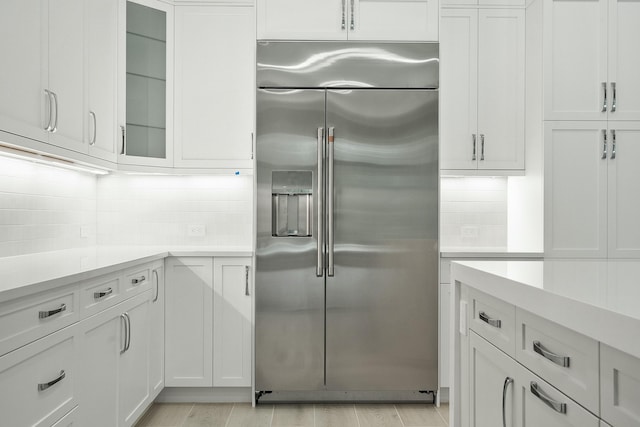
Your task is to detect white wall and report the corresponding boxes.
[0,156,97,257]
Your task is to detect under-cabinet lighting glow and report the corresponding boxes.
[0,145,109,175]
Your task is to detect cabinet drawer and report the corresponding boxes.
[0,286,78,357]
[80,273,122,318]
[0,325,78,427]
[516,308,599,414]
[601,344,640,427]
[518,363,599,427]
[123,265,152,295]
[469,287,516,357]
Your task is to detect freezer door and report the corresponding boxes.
[325,89,439,391]
[255,88,326,391]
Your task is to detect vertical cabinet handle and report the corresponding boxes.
[530,382,567,414]
[120,125,126,155]
[44,89,54,131]
[250,132,254,160]
[611,129,616,160]
[611,82,616,113]
[480,134,485,161]
[39,303,67,319]
[602,129,608,159]
[341,0,346,30]
[153,270,159,303]
[317,127,324,277]
[38,370,66,392]
[472,134,477,161]
[50,91,58,133]
[350,0,355,30]
[245,266,250,296]
[120,312,131,354]
[533,341,570,367]
[602,82,608,112]
[502,377,514,427]
[328,127,335,277]
[89,111,97,145]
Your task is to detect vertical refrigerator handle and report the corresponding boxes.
[328,127,335,277]
[317,127,324,277]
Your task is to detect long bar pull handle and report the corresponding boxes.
[94,288,113,300]
[124,312,132,352]
[44,89,54,131]
[317,127,324,277]
[479,311,501,328]
[120,313,129,353]
[611,82,616,113]
[89,111,97,145]
[131,276,146,285]
[602,129,608,159]
[533,341,570,368]
[350,0,355,30]
[611,129,616,160]
[51,91,58,133]
[250,132,254,159]
[39,304,67,319]
[38,370,66,392]
[341,0,346,30]
[153,270,159,303]
[530,382,567,414]
[328,127,335,277]
[480,134,485,161]
[502,377,514,427]
[602,82,608,112]
[120,125,126,155]
[245,266,250,296]
[472,134,477,161]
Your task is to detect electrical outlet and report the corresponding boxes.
[461,226,479,239]
[187,224,206,237]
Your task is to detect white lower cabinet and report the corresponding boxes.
[600,344,640,427]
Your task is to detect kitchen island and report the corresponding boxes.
[450,259,640,427]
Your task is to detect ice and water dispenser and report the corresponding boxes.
[271,171,313,237]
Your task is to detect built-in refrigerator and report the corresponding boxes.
[255,41,439,400]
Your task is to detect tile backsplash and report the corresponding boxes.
[0,156,97,257]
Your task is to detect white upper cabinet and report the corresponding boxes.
[257,0,438,41]
[440,8,525,173]
[544,0,640,121]
[174,5,254,169]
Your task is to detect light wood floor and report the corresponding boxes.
[135,402,450,427]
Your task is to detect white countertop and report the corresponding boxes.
[452,259,640,359]
[0,246,252,303]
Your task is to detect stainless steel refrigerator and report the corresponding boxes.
[255,42,439,399]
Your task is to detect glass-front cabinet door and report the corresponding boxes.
[118,0,174,167]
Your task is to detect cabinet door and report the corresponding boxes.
[608,123,640,257]
[348,0,438,41]
[149,265,164,398]
[118,294,151,427]
[440,9,478,171]
[469,332,518,427]
[165,257,213,387]
[86,0,118,162]
[543,0,608,120]
[256,0,346,40]
[608,0,640,121]
[48,0,86,154]
[174,6,254,169]
[0,0,49,143]
[600,344,640,427]
[213,258,252,387]
[544,122,608,258]
[477,9,525,170]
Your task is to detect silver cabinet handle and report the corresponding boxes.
[250,132,254,160]
[50,91,58,133]
[533,341,570,368]
[341,0,346,30]
[502,377,514,427]
[602,82,608,112]
[38,370,66,392]
[611,82,616,113]
[480,134,485,161]
[39,303,67,319]
[89,111,97,145]
[120,125,126,155]
[245,266,250,296]
[472,134,477,161]
[611,129,616,160]
[530,381,567,414]
[94,287,113,300]
[350,0,355,30]
[131,276,146,285]
[152,270,159,303]
[328,126,335,277]
[602,129,608,159]
[44,89,54,131]
[479,311,501,328]
[317,127,324,277]
[120,312,131,353]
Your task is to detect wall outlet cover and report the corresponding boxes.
[461,226,479,239]
[187,224,206,237]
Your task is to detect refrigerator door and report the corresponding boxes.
[255,88,326,391]
[325,89,439,391]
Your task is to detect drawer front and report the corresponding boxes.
[52,406,79,427]
[516,308,599,414]
[0,286,79,357]
[469,287,516,357]
[601,344,640,427]
[518,364,600,427]
[0,325,78,427]
[123,265,152,295]
[80,273,122,319]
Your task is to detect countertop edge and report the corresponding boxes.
[440,251,544,259]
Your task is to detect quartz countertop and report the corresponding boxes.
[451,259,640,359]
[0,246,252,303]
[440,247,543,258]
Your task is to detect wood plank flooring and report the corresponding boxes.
[135,403,449,427]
